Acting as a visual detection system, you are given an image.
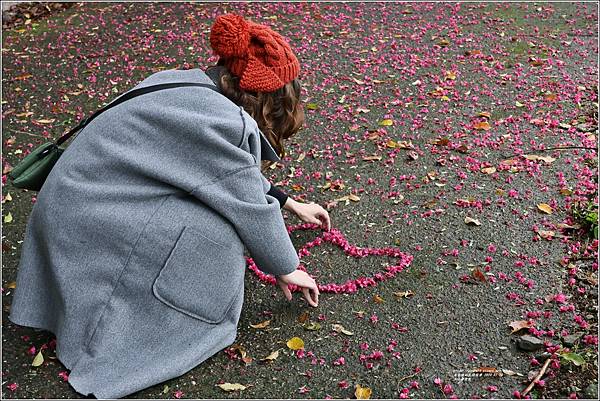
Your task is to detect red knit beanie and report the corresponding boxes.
[209,14,300,93]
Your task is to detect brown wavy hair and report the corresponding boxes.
[207,61,305,171]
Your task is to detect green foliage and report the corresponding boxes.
[572,201,599,239]
[560,351,586,367]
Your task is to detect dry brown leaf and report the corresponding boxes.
[431,137,450,146]
[501,368,523,377]
[509,320,532,334]
[537,203,553,214]
[394,290,414,299]
[297,311,310,324]
[473,366,501,374]
[373,295,384,304]
[464,216,481,226]
[331,324,354,336]
[472,267,487,282]
[407,150,419,160]
[249,319,271,329]
[477,111,491,118]
[481,167,496,174]
[217,383,247,392]
[501,159,518,166]
[473,121,491,130]
[6,281,17,289]
[363,155,381,161]
[14,74,33,81]
[260,349,280,362]
[523,154,556,164]
[538,230,555,240]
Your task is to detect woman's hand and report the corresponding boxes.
[276,269,319,307]
[284,198,331,231]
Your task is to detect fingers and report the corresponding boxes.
[316,210,331,231]
[302,287,318,307]
[303,277,319,307]
[277,279,293,301]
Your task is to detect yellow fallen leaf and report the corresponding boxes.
[481,167,496,174]
[32,350,44,367]
[33,119,56,124]
[537,203,553,214]
[379,119,393,126]
[4,213,13,223]
[260,349,280,362]
[477,111,491,118]
[250,319,271,329]
[445,70,456,80]
[331,324,354,336]
[6,281,17,289]
[217,383,247,392]
[355,384,372,399]
[286,337,305,350]
[515,101,525,107]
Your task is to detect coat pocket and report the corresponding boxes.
[152,225,244,324]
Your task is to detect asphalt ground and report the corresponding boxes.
[1,2,598,399]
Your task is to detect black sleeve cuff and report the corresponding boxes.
[267,183,289,209]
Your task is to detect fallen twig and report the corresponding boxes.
[502,146,598,159]
[522,357,552,397]
[397,371,419,383]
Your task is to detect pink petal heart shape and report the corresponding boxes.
[246,222,414,294]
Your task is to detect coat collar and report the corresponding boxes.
[204,66,281,162]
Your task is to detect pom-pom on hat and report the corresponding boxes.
[209,14,300,93]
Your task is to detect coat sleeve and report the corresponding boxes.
[190,164,299,277]
[260,174,289,209]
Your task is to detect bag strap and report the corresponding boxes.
[53,82,220,147]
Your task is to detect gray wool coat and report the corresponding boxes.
[8,67,301,399]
